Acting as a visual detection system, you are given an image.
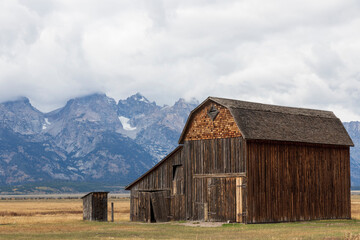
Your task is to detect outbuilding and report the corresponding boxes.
[82,192,109,221]
[125,97,354,223]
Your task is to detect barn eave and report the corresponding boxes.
[125,145,183,190]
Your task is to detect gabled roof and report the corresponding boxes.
[125,146,183,190]
[179,97,354,147]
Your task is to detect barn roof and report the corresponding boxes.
[125,145,183,190]
[179,97,354,147]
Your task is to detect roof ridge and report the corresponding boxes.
[228,106,336,119]
[209,96,336,118]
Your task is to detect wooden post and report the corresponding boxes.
[111,202,114,222]
[147,193,151,223]
[204,202,208,222]
[236,177,243,223]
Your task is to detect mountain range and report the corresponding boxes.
[0,93,197,192]
[1,93,360,193]
[343,122,360,187]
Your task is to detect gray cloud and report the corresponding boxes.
[1,0,360,121]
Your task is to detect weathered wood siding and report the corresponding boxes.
[82,194,92,220]
[183,137,246,222]
[185,137,246,175]
[246,141,351,223]
[92,193,108,221]
[183,101,242,141]
[82,192,108,221]
[130,148,186,221]
[134,191,170,222]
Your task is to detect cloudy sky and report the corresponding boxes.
[1,0,360,121]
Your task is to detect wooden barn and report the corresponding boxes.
[125,97,354,224]
[82,192,109,221]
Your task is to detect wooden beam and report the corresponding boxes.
[136,188,171,192]
[193,173,246,178]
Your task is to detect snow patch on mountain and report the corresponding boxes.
[139,97,148,103]
[132,92,150,103]
[119,116,136,131]
[42,118,51,130]
[67,166,78,171]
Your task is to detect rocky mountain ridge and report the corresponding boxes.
[0,93,198,187]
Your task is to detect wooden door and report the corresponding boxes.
[150,191,170,222]
[207,178,219,221]
[206,177,237,222]
[138,192,151,222]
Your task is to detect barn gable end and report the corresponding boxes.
[181,100,242,142]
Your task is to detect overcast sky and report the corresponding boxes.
[1,0,360,121]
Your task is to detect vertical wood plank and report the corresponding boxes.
[246,141,350,224]
[236,177,243,223]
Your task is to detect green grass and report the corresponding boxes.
[1,219,360,239]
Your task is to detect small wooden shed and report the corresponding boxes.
[82,192,109,221]
[126,97,354,223]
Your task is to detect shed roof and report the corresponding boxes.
[81,192,109,199]
[179,97,354,147]
[125,145,183,190]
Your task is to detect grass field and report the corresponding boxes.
[0,196,360,239]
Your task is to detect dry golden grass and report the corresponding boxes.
[0,198,129,225]
[0,196,359,239]
[351,195,360,220]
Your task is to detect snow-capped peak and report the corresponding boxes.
[132,93,150,103]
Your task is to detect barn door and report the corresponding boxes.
[138,192,151,222]
[150,191,170,222]
[207,178,237,222]
[207,178,219,221]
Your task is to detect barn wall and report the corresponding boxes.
[246,141,351,223]
[183,101,242,141]
[185,137,246,175]
[129,148,186,221]
[183,137,246,222]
